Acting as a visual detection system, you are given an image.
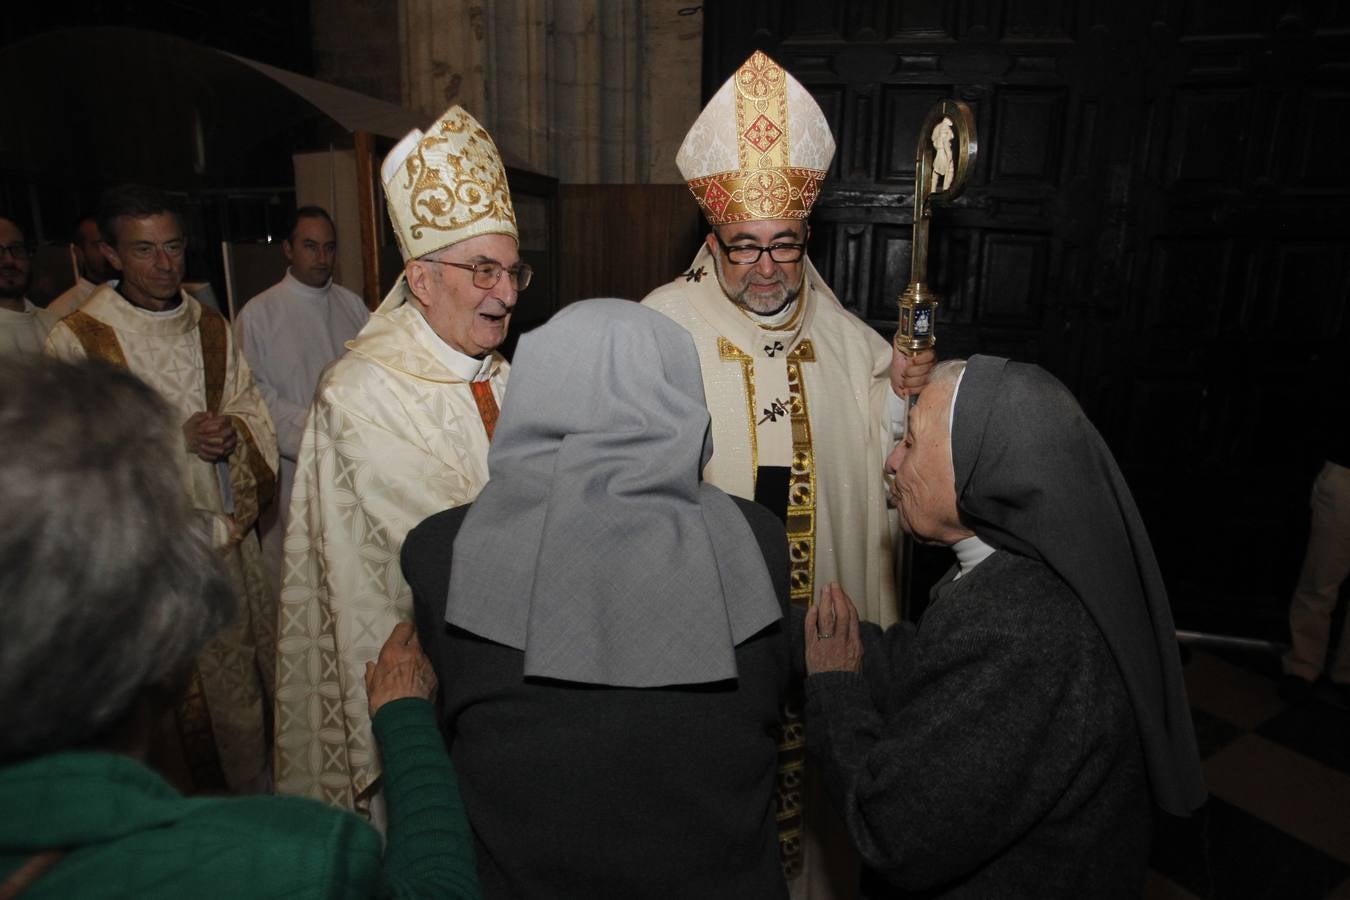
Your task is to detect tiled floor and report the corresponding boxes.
[1146,648,1350,899]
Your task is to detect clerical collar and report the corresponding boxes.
[283,269,333,298]
[115,281,182,312]
[410,307,494,382]
[952,534,997,580]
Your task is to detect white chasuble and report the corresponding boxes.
[45,286,280,791]
[644,245,899,627]
[274,289,506,823]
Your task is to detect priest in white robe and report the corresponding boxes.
[0,216,49,355]
[275,104,524,824]
[233,206,370,599]
[46,185,278,793]
[642,50,934,900]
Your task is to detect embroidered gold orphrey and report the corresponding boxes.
[718,334,818,878]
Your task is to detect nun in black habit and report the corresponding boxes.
[402,299,791,899]
[803,355,1205,899]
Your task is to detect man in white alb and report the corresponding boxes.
[233,206,369,597]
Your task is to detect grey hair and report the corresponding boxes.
[0,356,231,760]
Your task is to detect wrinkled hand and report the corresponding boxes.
[805,582,863,675]
[183,412,237,462]
[365,622,437,717]
[891,347,936,398]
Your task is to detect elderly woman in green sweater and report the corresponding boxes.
[0,356,481,900]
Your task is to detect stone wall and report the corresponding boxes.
[310,0,701,184]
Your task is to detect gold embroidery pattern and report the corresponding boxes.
[721,327,816,879]
[230,417,277,532]
[734,50,791,171]
[401,110,516,242]
[199,309,277,532]
[686,167,824,225]
[776,701,806,879]
[775,338,818,880]
[198,308,227,413]
[717,337,758,479]
[174,664,227,791]
[61,310,127,366]
[785,340,817,608]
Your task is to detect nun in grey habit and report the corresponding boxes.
[402,299,792,900]
[802,355,1206,899]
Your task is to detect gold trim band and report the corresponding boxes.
[687,167,825,225]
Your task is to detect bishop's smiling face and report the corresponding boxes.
[706,218,807,316]
[408,232,519,358]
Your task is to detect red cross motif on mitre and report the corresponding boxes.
[743,114,783,154]
[800,175,820,207]
[702,180,733,219]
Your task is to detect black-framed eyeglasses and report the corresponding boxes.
[425,258,533,291]
[713,232,806,266]
[0,243,34,262]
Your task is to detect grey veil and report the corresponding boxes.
[951,355,1206,816]
[445,298,783,687]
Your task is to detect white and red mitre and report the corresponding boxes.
[677,50,835,226]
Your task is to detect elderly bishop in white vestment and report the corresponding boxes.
[274,105,516,824]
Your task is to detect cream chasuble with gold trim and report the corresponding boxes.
[644,245,899,627]
[45,285,279,792]
[274,287,507,823]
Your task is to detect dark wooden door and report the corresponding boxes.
[704,1,1350,636]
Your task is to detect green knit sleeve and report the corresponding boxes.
[371,697,482,899]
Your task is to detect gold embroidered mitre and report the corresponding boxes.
[381,105,517,261]
[677,50,835,226]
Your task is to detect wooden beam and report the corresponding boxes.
[353,130,381,310]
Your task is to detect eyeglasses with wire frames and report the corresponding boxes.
[712,232,806,266]
[423,258,533,291]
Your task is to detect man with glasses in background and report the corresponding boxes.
[46,183,279,796]
[641,51,934,900]
[0,215,47,355]
[274,105,525,828]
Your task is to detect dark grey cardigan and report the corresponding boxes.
[805,550,1151,899]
